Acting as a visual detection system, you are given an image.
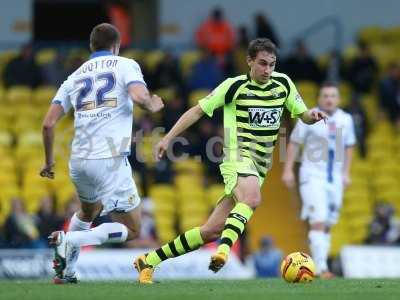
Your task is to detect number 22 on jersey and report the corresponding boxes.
[75,72,117,111]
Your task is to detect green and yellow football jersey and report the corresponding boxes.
[199,71,307,194]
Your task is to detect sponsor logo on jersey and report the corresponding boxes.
[77,112,112,119]
[248,107,283,128]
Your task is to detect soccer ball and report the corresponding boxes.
[280,252,316,283]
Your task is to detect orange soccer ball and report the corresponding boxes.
[280,252,316,283]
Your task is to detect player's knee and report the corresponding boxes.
[125,224,141,241]
[241,192,261,209]
[200,225,223,243]
[78,209,97,222]
[310,222,326,231]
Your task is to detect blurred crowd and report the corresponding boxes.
[1,7,400,263]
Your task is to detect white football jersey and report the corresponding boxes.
[290,108,356,182]
[52,51,146,159]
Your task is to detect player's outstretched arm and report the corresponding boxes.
[40,104,65,179]
[343,146,354,188]
[128,83,164,113]
[300,109,328,125]
[282,142,300,189]
[155,104,204,160]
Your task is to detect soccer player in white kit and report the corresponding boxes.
[40,23,164,284]
[282,82,356,278]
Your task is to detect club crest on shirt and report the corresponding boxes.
[270,88,280,98]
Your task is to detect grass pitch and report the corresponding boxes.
[1,279,399,300]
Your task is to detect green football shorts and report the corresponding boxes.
[219,156,265,198]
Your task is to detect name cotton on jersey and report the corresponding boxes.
[52,51,146,159]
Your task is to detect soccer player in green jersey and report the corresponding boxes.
[135,38,327,284]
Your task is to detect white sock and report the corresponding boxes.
[65,213,92,277]
[308,230,328,274]
[322,232,331,269]
[66,222,128,248]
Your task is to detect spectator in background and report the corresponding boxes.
[3,43,43,88]
[254,14,280,47]
[195,7,235,59]
[130,116,156,196]
[152,52,183,92]
[189,119,223,184]
[237,26,250,49]
[106,1,132,48]
[345,97,369,158]
[347,42,378,96]
[36,196,63,245]
[379,63,400,127]
[233,26,251,74]
[64,50,86,76]
[188,49,224,91]
[323,50,346,83]
[282,40,321,83]
[42,52,67,87]
[365,202,400,245]
[162,95,185,132]
[253,236,282,278]
[3,198,45,248]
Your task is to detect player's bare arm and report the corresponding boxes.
[300,109,328,124]
[40,104,65,179]
[342,146,354,188]
[155,104,204,160]
[128,83,164,113]
[282,142,301,189]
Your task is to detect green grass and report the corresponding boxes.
[1,279,399,300]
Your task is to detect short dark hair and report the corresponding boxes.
[247,38,277,59]
[90,23,120,52]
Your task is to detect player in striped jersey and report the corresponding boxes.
[135,38,327,284]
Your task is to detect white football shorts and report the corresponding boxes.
[69,156,140,216]
[299,173,343,226]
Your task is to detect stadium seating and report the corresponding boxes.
[296,81,318,108]
[180,50,202,78]
[1,25,400,256]
[35,48,57,66]
[32,86,57,106]
[143,50,165,72]
[189,89,210,108]
[6,86,32,104]
[121,49,145,63]
[149,184,177,243]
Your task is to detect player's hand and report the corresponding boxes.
[310,110,328,124]
[282,170,296,189]
[154,137,170,161]
[150,94,164,113]
[343,173,351,189]
[40,162,55,179]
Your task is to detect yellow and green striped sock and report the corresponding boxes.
[217,202,253,255]
[145,227,204,267]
